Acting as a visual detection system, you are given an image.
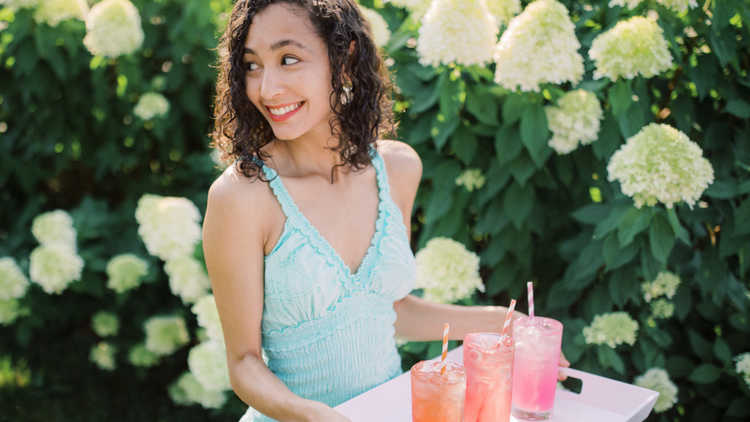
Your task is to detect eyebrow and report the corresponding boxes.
[244,39,308,56]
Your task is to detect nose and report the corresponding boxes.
[259,66,284,100]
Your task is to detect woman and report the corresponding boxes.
[203,1,567,421]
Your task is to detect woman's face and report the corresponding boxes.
[243,3,335,142]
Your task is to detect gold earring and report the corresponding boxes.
[342,82,352,105]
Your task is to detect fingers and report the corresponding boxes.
[557,370,568,382]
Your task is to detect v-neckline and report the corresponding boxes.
[265,155,386,279]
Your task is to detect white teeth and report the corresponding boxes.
[268,102,301,116]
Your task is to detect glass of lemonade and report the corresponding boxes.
[463,332,515,422]
[411,360,466,422]
[511,317,563,420]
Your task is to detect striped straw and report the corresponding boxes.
[501,299,516,337]
[441,323,449,375]
[527,281,535,319]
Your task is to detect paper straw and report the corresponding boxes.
[501,299,516,337]
[441,323,449,375]
[527,281,535,319]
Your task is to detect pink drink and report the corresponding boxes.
[463,333,515,422]
[411,361,466,422]
[511,317,563,420]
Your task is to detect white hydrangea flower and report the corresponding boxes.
[455,169,486,192]
[0,257,30,301]
[83,0,144,58]
[0,299,22,326]
[358,5,390,48]
[650,299,674,319]
[607,124,714,209]
[608,0,643,9]
[135,194,203,262]
[31,210,77,249]
[128,343,160,367]
[169,372,228,409]
[417,0,498,68]
[89,342,117,371]
[192,295,223,343]
[583,312,639,348]
[3,0,40,11]
[188,340,232,393]
[486,0,521,26]
[133,92,170,120]
[658,0,698,14]
[106,254,148,293]
[387,0,432,20]
[143,315,190,356]
[634,368,678,412]
[642,271,681,302]
[546,89,603,155]
[735,353,750,388]
[29,244,84,294]
[91,311,120,337]
[164,256,211,304]
[589,16,673,81]
[494,0,584,92]
[32,0,88,27]
[415,237,484,304]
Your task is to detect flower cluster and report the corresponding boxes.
[0,299,22,326]
[83,0,144,58]
[546,89,603,155]
[92,311,120,337]
[359,5,390,48]
[417,0,498,68]
[135,194,202,261]
[29,244,85,294]
[169,372,227,409]
[32,0,88,27]
[634,368,678,412]
[415,237,484,304]
[188,340,232,393]
[133,92,170,121]
[608,0,643,9]
[89,342,117,371]
[128,344,160,367]
[583,312,639,348]
[658,0,698,14]
[650,299,674,319]
[0,258,29,302]
[164,256,211,304]
[106,254,149,293]
[3,0,40,10]
[455,169,486,192]
[642,271,681,302]
[144,315,190,356]
[486,0,521,26]
[494,0,583,92]
[192,295,223,343]
[607,124,714,209]
[387,0,432,20]
[31,210,77,249]
[589,16,673,81]
[735,353,750,388]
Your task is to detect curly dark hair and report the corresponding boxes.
[211,0,395,180]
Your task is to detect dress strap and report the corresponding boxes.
[370,150,391,199]
[258,163,301,221]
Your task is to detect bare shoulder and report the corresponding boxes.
[376,140,423,184]
[206,164,277,228]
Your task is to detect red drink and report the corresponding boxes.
[463,333,515,422]
[411,360,466,422]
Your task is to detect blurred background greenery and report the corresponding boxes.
[1,0,749,421]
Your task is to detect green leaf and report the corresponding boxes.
[475,197,509,236]
[519,103,551,168]
[411,71,445,113]
[495,124,523,166]
[449,124,477,165]
[618,104,644,139]
[572,203,613,225]
[734,199,750,236]
[430,111,460,151]
[480,236,507,267]
[501,93,527,124]
[618,206,653,248]
[609,265,638,308]
[688,330,714,361]
[709,28,737,68]
[591,111,623,161]
[666,356,696,378]
[466,85,499,125]
[562,241,605,289]
[640,243,662,282]
[608,80,632,117]
[713,338,732,366]
[689,364,722,384]
[673,283,692,321]
[666,207,691,245]
[424,161,461,222]
[597,345,625,374]
[439,71,465,118]
[594,204,630,239]
[508,151,536,187]
[727,397,750,417]
[649,212,675,263]
[503,182,535,230]
[726,100,750,119]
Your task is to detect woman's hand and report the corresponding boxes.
[303,401,352,422]
[557,350,570,381]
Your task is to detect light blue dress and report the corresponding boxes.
[240,151,416,422]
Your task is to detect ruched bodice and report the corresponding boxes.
[240,151,416,422]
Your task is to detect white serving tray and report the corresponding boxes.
[334,346,659,422]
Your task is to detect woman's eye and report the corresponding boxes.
[282,56,299,66]
[245,62,260,71]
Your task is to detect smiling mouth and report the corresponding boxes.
[266,102,303,116]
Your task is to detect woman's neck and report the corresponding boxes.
[267,135,349,183]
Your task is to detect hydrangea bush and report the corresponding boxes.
[1,0,749,421]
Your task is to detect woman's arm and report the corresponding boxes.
[202,170,350,422]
